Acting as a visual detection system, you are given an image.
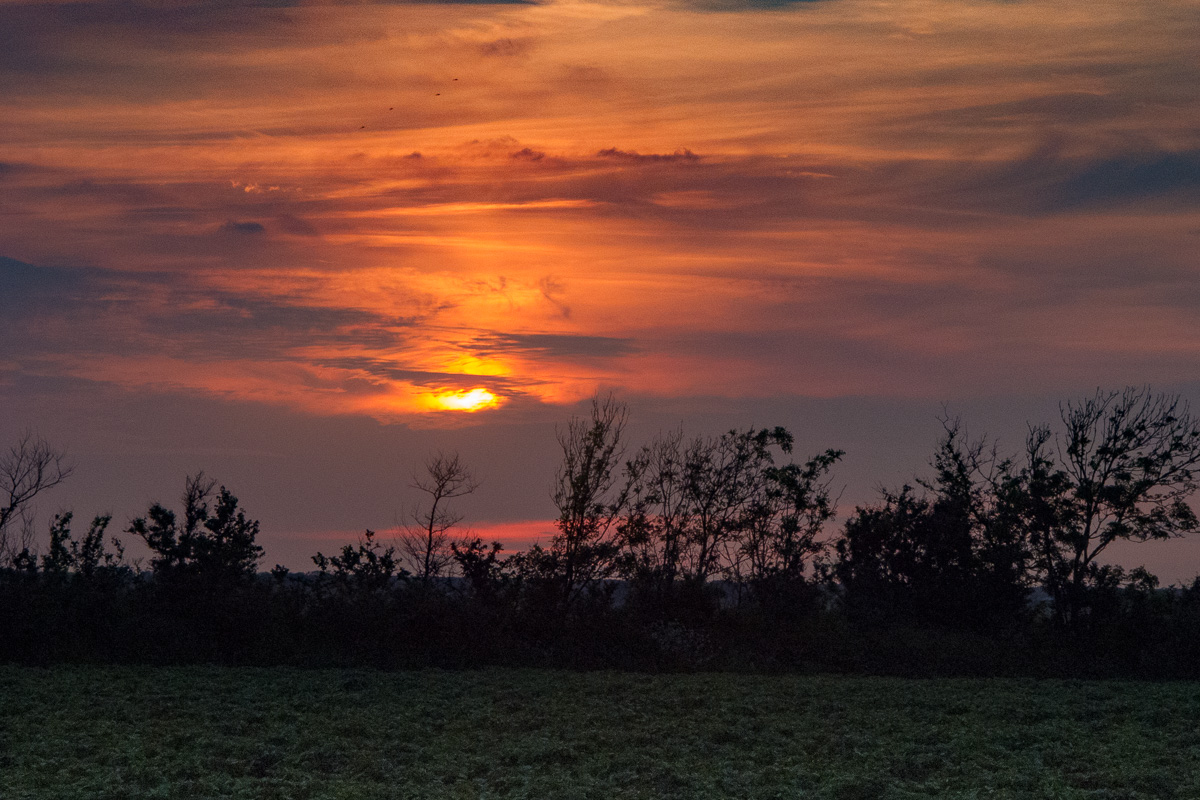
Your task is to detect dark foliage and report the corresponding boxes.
[5,388,1200,677]
[313,529,403,594]
[830,424,1030,630]
[128,472,263,586]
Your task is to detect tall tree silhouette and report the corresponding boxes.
[398,452,479,583]
[740,443,842,594]
[1032,388,1200,624]
[0,432,73,565]
[545,393,630,603]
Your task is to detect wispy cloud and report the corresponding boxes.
[2,0,1199,426]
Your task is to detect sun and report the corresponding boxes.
[432,388,500,412]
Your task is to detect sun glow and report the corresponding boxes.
[432,388,500,412]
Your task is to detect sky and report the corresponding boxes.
[3,0,1200,579]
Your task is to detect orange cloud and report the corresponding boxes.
[2,0,1199,428]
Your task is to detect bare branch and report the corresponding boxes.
[0,432,73,565]
[398,451,479,581]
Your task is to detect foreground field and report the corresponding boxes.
[1,666,1198,799]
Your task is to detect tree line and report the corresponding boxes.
[5,386,1200,676]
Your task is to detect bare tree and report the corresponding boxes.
[0,432,73,565]
[398,452,479,582]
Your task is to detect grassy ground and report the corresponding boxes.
[1,666,1198,799]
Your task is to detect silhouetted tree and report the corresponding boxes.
[1030,388,1200,625]
[620,426,841,616]
[545,393,630,603]
[398,452,479,583]
[128,473,263,585]
[451,537,508,602]
[41,512,124,580]
[740,445,842,595]
[625,429,836,579]
[313,529,402,594]
[679,429,780,585]
[620,427,688,595]
[0,432,73,565]
[833,390,1200,630]
[831,423,1031,629]
[987,426,1073,622]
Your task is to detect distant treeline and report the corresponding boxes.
[5,386,1200,677]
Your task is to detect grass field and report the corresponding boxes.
[1,666,1198,799]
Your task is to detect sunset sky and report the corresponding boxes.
[3,0,1200,578]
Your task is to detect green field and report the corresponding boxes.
[1,666,1198,799]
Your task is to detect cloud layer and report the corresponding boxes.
[3,0,1200,426]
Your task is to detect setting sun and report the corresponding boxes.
[432,388,500,412]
